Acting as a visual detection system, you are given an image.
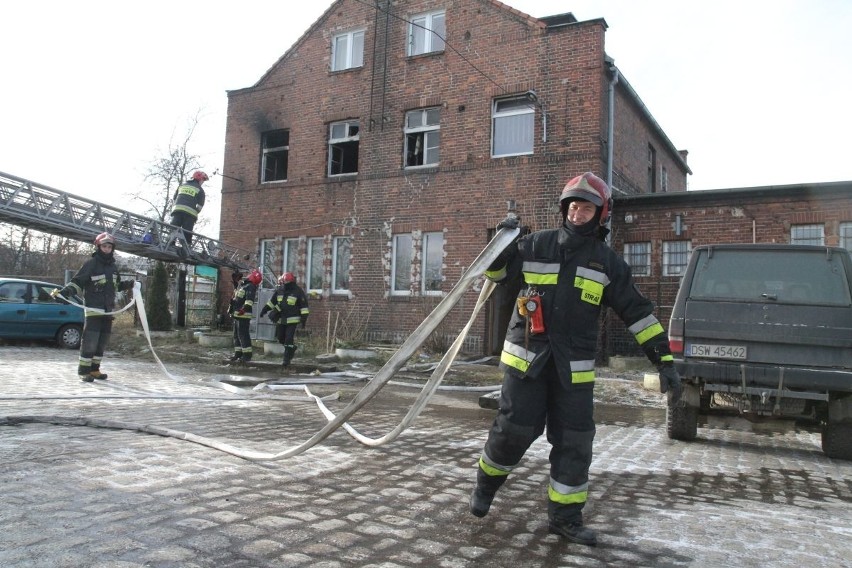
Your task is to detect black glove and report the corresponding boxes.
[268,310,280,323]
[658,364,683,405]
[260,306,269,317]
[496,214,520,231]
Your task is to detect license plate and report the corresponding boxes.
[686,343,747,360]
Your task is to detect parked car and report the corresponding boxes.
[667,244,852,460]
[0,277,85,349]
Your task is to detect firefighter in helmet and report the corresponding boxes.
[169,170,208,246]
[469,172,682,546]
[260,272,309,368]
[229,268,262,363]
[52,232,136,382]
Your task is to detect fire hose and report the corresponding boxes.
[4,227,519,460]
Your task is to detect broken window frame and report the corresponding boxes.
[404,108,441,168]
[261,129,289,183]
[328,120,360,176]
[491,96,534,158]
[408,10,445,56]
[331,30,365,71]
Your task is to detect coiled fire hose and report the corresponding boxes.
[3,227,518,460]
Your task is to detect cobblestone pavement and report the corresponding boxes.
[1,346,850,568]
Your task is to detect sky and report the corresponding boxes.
[2,0,851,238]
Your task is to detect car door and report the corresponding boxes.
[0,281,31,338]
[26,282,77,339]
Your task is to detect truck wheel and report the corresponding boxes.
[667,401,698,441]
[821,422,852,460]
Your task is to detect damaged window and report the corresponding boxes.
[261,129,289,182]
[404,108,440,168]
[422,231,444,295]
[391,234,413,295]
[328,121,359,176]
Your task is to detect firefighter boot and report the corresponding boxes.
[548,520,597,546]
[282,344,296,367]
[78,363,94,382]
[90,364,108,380]
[548,502,597,546]
[228,352,242,363]
[469,468,507,518]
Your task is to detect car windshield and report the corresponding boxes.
[689,249,852,306]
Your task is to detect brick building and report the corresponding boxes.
[605,181,852,357]
[220,0,691,354]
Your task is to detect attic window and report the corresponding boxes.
[332,30,365,71]
[408,10,445,56]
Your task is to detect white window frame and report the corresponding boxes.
[421,231,444,295]
[259,239,277,287]
[624,242,651,277]
[408,10,446,56]
[491,97,534,158]
[404,108,440,168]
[790,224,825,246]
[261,129,289,183]
[332,236,352,294]
[331,30,365,71]
[283,238,299,276]
[840,222,852,252]
[663,240,691,276]
[391,234,413,296]
[307,237,325,294]
[328,120,360,176]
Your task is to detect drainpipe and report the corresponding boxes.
[607,63,619,189]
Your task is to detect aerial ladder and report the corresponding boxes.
[0,170,259,325]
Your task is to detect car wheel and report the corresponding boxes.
[821,422,852,461]
[57,324,83,350]
[667,400,698,441]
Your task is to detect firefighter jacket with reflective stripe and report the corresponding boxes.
[265,283,309,326]
[485,226,672,382]
[171,179,206,219]
[64,250,134,314]
[230,280,257,319]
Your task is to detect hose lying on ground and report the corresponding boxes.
[2,228,518,460]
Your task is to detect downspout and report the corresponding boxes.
[606,64,619,189]
[605,63,619,245]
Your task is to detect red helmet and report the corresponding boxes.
[192,171,209,183]
[279,272,295,285]
[559,172,612,226]
[94,232,116,247]
[247,269,263,285]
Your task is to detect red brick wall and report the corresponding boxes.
[219,0,689,353]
